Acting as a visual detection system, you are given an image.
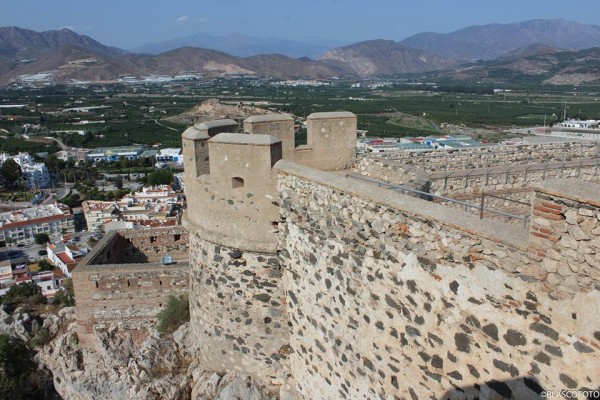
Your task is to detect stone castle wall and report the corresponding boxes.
[356,153,600,196]
[188,235,290,386]
[374,141,600,172]
[121,226,189,262]
[429,162,600,196]
[178,115,600,398]
[69,116,599,398]
[72,227,189,343]
[275,161,599,399]
[182,112,358,386]
[528,180,600,296]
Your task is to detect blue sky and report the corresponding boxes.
[2,0,600,49]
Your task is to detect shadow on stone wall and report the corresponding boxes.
[440,377,599,400]
[123,244,149,263]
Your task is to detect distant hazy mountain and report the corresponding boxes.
[496,43,564,61]
[132,33,342,59]
[400,19,600,61]
[0,26,125,59]
[439,46,600,85]
[3,20,600,85]
[0,45,348,85]
[319,39,458,77]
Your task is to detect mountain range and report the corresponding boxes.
[2,19,600,85]
[131,32,345,59]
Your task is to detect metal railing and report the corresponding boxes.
[373,145,600,174]
[378,142,600,162]
[434,158,600,189]
[346,174,530,227]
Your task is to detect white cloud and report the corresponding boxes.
[175,16,207,26]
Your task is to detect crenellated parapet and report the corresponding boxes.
[244,111,357,171]
[184,112,357,251]
[244,114,295,160]
[299,111,357,170]
[181,119,239,185]
[183,132,282,252]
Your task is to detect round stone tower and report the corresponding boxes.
[182,126,290,386]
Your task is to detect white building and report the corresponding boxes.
[0,260,13,297]
[0,152,50,189]
[556,119,599,129]
[47,242,87,277]
[155,148,183,164]
[14,271,63,298]
[0,263,64,298]
[21,163,50,189]
[0,203,74,246]
[85,146,144,163]
[82,186,181,233]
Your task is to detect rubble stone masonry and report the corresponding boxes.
[276,160,599,399]
[356,151,600,196]
[372,141,600,172]
[72,227,189,343]
[188,234,290,386]
[70,116,600,399]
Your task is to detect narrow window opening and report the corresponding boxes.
[295,127,307,147]
[174,234,181,242]
[150,236,157,243]
[231,177,245,189]
[95,281,99,288]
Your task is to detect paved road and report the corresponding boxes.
[153,119,179,132]
[48,137,68,151]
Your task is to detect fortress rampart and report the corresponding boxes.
[72,227,189,343]
[372,141,600,172]
[182,112,357,386]
[277,163,599,399]
[67,113,600,398]
[355,143,600,201]
[182,114,599,399]
[180,113,599,399]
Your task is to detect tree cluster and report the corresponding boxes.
[146,169,173,186]
[0,159,22,188]
[1,282,46,310]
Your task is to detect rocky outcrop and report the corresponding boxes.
[165,98,272,126]
[39,308,277,400]
[0,306,42,341]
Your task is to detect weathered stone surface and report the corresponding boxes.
[39,310,277,400]
[54,118,600,400]
[503,330,527,346]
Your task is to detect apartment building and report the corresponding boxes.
[0,152,50,189]
[0,203,74,245]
